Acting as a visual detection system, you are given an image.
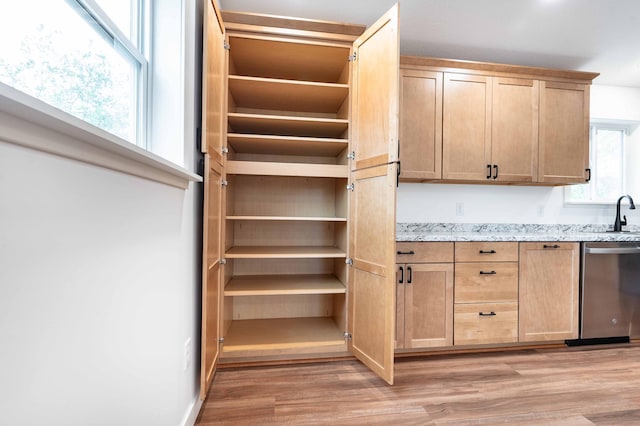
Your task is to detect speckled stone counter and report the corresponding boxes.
[396,223,640,242]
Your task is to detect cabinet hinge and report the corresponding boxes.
[345,258,353,266]
[218,337,225,343]
[346,183,355,192]
[221,147,229,154]
[348,52,357,62]
[344,332,352,341]
[220,258,227,265]
[346,151,355,160]
[221,180,228,187]
[223,40,230,51]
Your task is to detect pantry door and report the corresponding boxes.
[348,3,399,385]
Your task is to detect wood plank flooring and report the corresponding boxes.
[196,344,640,425]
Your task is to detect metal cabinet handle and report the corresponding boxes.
[493,164,499,180]
[486,164,492,179]
[543,244,560,249]
[479,250,497,254]
[397,250,415,255]
[479,311,497,317]
[399,266,404,284]
[407,266,413,284]
[586,168,591,182]
[479,270,497,275]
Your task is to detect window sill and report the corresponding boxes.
[0,83,202,189]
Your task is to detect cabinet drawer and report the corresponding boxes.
[396,242,453,263]
[455,242,518,262]
[454,262,518,303]
[454,302,518,345]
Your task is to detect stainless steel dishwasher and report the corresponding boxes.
[581,242,640,340]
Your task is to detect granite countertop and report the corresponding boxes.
[396,223,640,242]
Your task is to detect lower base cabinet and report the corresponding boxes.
[396,241,580,352]
[396,243,454,349]
[519,242,580,342]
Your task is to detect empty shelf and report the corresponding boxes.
[226,215,347,222]
[226,160,348,178]
[225,246,346,259]
[227,133,348,157]
[225,274,346,296]
[228,113,348,138]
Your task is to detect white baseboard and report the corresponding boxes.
[181,396,204,426]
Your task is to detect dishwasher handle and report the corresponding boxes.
[585,246,640,255]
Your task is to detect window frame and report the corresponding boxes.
[564,122,629,206]
[71,0,150,149]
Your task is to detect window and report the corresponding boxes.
[0,0,148,146]
[565,124,626,204]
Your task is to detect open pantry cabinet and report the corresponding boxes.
[200,0,400,397]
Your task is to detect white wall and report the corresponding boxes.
[0,0,203,425]
[397,84,640,225]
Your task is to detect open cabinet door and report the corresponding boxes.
[200,0,225,400]
[201,0,226,166]
[347,4,400,385]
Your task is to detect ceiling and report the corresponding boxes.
[219,0,640,88]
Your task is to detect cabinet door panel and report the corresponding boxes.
[396,265,405,349]
[350,4,399,170]
[442,73,492,181]
[405,263,453,348]
[200,155,222,399]
[538,82,589,184]
[491,77,538,182]
[348,4,399,385]
[349,164,397,384]
[399,69,443,180]
[519,242,580,341]
[201,0,227,165]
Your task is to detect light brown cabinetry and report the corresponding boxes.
[399,56,598,185]
[395,242,453,349]
[442,75,538,182]
[399,69,442,179]
[538,82,590,184]
[200,2,401,394]
[519,242,580,342]
[454,242,519,345]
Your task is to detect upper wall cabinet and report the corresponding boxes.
[538,82,590,184]
[399,57,598,185]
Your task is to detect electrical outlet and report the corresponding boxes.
[456,202,464,216]
[184,338,192,371]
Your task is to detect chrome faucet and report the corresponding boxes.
[613,194,636,232]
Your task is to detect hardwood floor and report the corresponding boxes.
[196,344,640,425]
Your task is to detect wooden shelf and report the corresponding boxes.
[225,246,346,259]
[226,215,347,222]
[227,133,348,157]
[228,36,351,83]
[224,274,346,296]
[228,113,348,138]
[228,76,348,114]
[223,317,345,352]
[226,160,348,178]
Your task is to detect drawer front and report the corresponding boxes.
[454,302,518,345]
[455,242,519,262]
[454,262,518,303]
[396,242,454,263]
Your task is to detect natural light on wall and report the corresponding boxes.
[0,0,147,146]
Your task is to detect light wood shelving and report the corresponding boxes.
[224,274,346,296]
[226,160,348,178]
[227,113,348,138]
[227,133,348,156]
[219,20,352,363]
[222,317,345,352]
[226,215,346,222]
[225,246,346,259]
[228,76,348,114]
